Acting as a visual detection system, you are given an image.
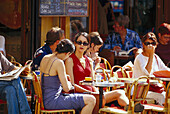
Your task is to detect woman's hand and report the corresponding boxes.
[91,52,99,61]
[95,57,101,65]
[146,45,156,56]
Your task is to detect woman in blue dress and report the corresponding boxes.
[40,39,96,114]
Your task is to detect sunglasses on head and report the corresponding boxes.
[76,40,89,46]
[144,42,156,46]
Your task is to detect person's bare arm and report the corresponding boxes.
[55,59,73,92]
[89,58,99,92]
[145,45,155,73]
[65,57,75,84]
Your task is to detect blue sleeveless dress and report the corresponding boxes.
[41,59,85,110]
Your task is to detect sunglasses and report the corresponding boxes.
[76,40,89,46]
[144,42,156,46]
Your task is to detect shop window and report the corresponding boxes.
[131,0,156,37]
[98,0,115,35]
[70,17,88,42]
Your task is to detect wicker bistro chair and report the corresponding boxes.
[32,72,75,114]
[95,67,110,81]
[143,78,170,114]
[11,61,22,67]
[110,65,156,105]
[6,54,16,62]
[100,57,112,70]
[99,76,150,114]
[109,65,129,91]
[95,67,111,92]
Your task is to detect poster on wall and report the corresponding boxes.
[110,0,124,14]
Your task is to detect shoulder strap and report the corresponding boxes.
[47,58,58,75]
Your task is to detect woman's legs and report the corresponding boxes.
[104,89,129,106]
[81,94,96,114]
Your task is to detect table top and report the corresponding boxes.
[155,77,170,81]
[79,80,124,87]
[94,82,124,87]
[117,78,158,84]
[95,69,111,73]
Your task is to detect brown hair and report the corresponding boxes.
[116,15,130,28]
[74,32,90,43]
[89,32,103,47]
[46,27,64,45]
[142,32,158,44]
[158,23,170,35]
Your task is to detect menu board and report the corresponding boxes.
[39,0,88,16]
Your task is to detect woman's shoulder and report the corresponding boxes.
[135,53,145,61]
[65,57,73,63]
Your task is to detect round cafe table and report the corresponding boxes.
[79,81,124,108]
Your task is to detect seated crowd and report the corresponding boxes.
[1,21,170,114]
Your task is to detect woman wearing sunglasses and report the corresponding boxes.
[65,32,129,113]
[133,32,170,105]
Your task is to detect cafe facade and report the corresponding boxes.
[0,0,169,64]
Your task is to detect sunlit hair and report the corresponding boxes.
[74,32,90,43]
[116,15,130,28]
[142,32,158,44]
[89,32,103,47]
[158,23,170,35]
[56,39,75,54]
[46,26,64,45]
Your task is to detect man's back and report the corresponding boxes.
[32,44,52,71]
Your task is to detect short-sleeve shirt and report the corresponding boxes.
[133,53,170,78]
[0,53,14,74]
[101,29,143,55]
[32,44,52,71]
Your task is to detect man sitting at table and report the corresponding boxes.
[0,52,31,114]
[32,26,65,71]
[100,15,142,66]
[101,15,142,55]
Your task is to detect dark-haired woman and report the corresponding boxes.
[133,32,170,105]
[65,32,129,109]
[40,39,96,114]
[86,32,104,70]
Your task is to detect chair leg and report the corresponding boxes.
[34,99,38,114]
